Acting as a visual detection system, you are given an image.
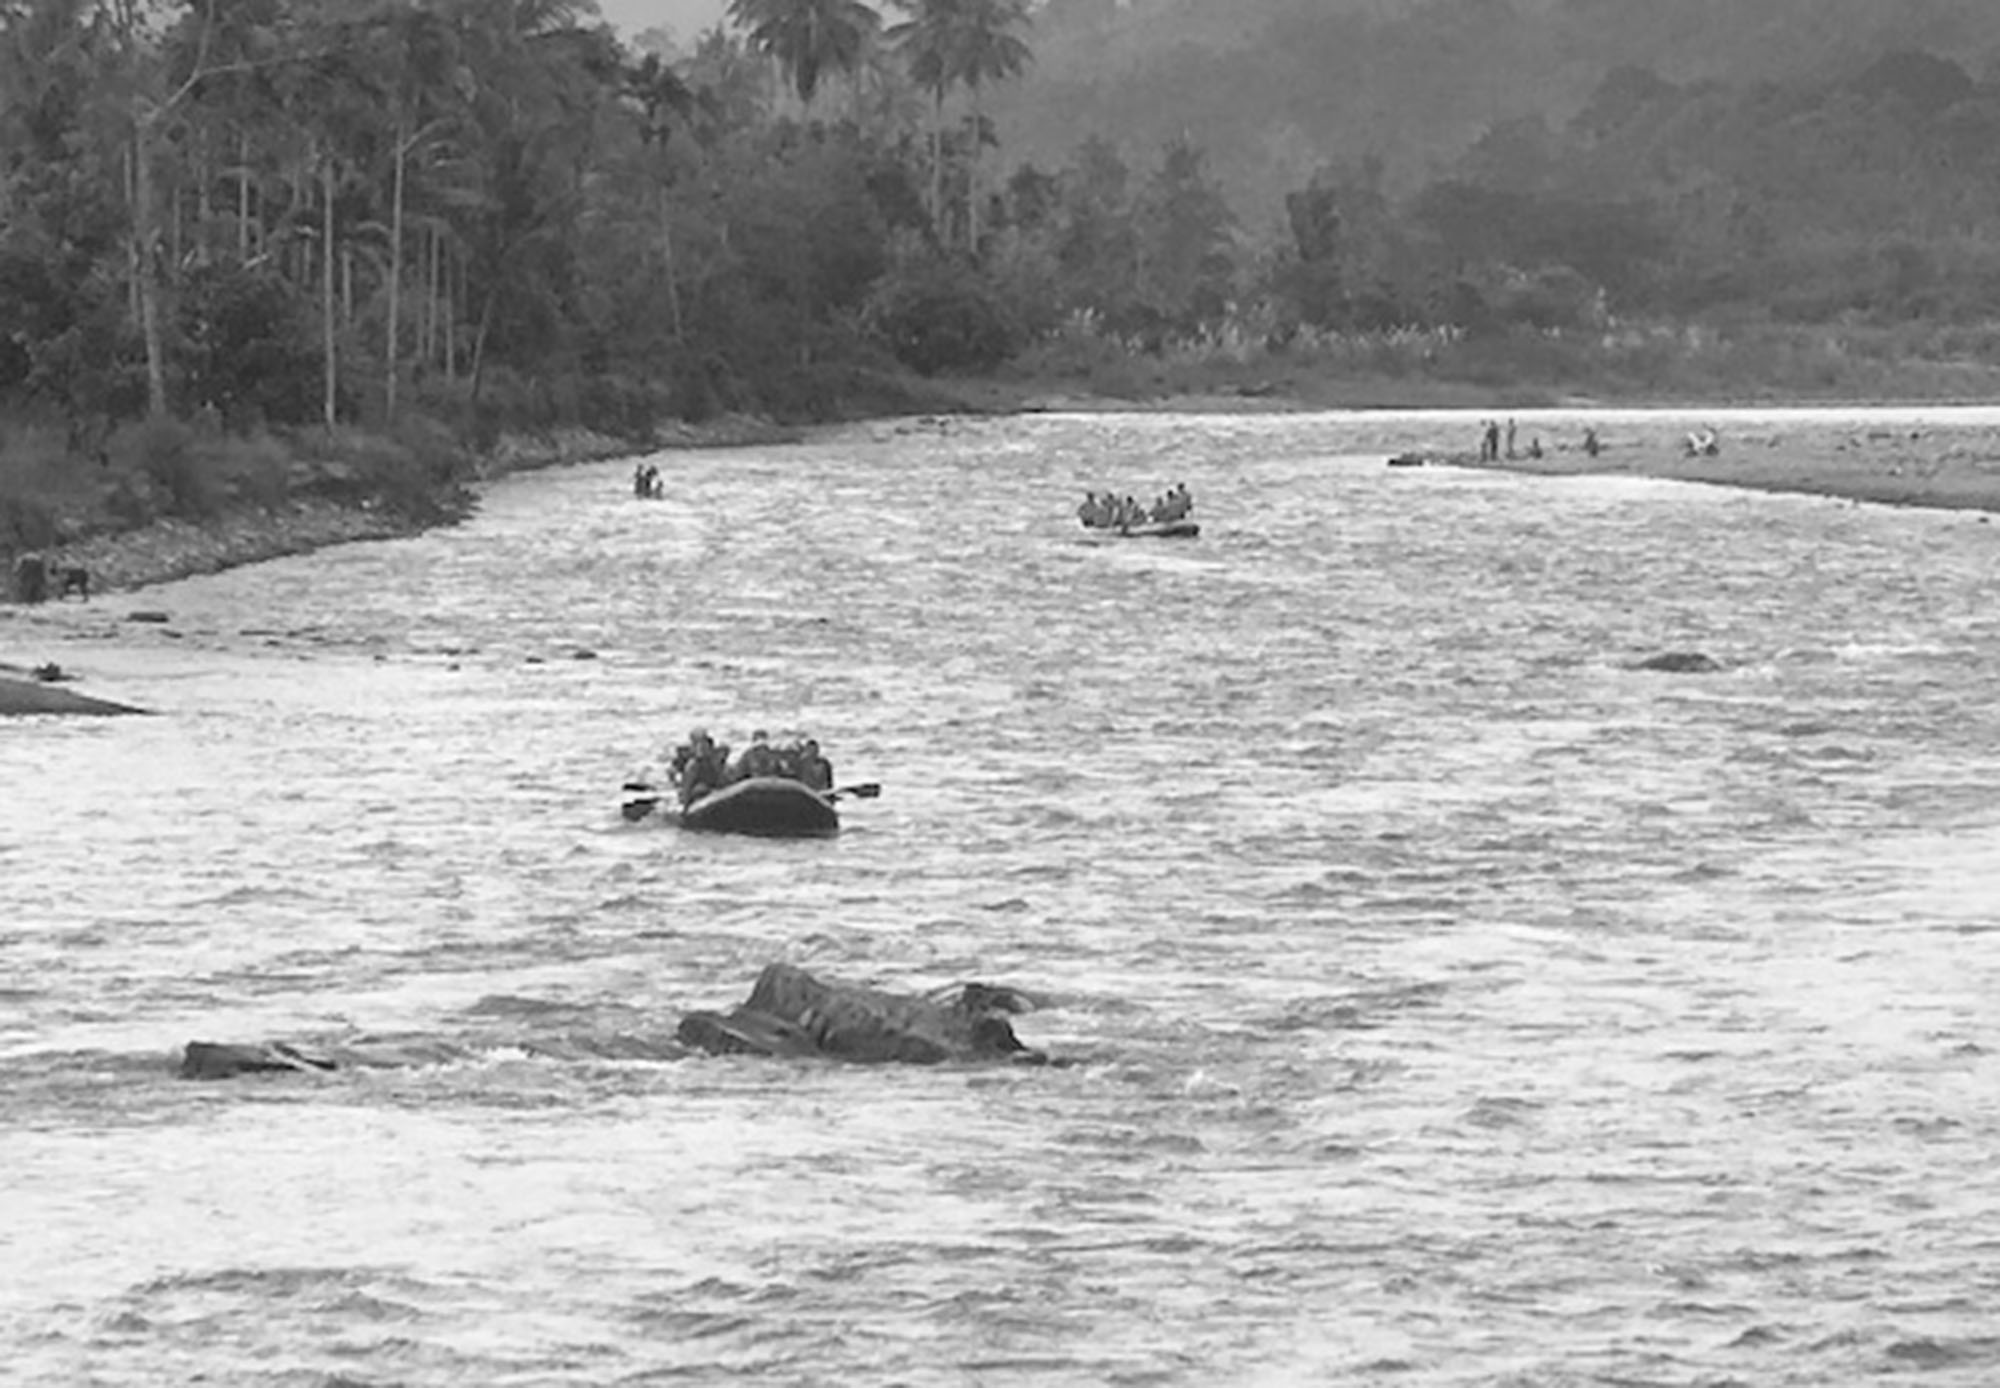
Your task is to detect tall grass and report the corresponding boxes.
[1007,311,2000,405]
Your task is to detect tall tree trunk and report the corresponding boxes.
[657,183,684,344]
[468,287,495,405]
[444,245,457,382]
[966,90,983,257]
[422,227,438,369]
[929,90,945,236]
[171,164,184,269]
[321,157,336,428]
[194,124,211,267]
[385,125,407,419]
[133,127,169,419]
[237,130,252,261]
[125,148,140,324]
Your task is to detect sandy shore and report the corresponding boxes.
[1002,384,2000,513]
[1375,414,2000,514]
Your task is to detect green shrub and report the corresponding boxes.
[865,263,1020,375]
[296,423,468,523]
[0,493,58,552]
[215,432,292,510]
[127,417,219,519]
[177,264,322,426]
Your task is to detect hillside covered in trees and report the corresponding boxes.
[6,0,2000,565]
[993,0,2000,332]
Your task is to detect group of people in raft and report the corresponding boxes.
[666,727,834,806]
[1077,482,1194,530]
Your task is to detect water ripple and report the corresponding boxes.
[4,410,2000,1384]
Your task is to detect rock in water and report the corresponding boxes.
[177,1036,464,1078]
[1632,651,1725,674]
[677,963,1045,1064]
[177,966,1049,1079]
[180,1041,337,1079]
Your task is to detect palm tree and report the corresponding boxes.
[887,0,1031,252]
[726,0,881,116]
[624,50,699,343]
[446,0,621,409]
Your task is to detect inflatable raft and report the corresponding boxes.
[682,776,839,837]
[1080,519,1200,540]
[620,776,842,838]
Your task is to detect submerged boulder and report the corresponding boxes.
[677,963,1045,1065]
[177,1034,668,1079]
[1632,651,1725,674]
[179,965,1050,1079]
[180,1040,338,1079]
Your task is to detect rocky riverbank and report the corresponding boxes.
[6,414,796,602]
[33,499,429,596]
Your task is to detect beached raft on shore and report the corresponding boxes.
[1079,519,1200,540]
[622,775,844,838]
[0,671,146,717]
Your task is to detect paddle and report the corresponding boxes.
[621,780,663,822]
[827,782,881,802]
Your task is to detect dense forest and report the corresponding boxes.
[5,0,2000,532]
[999,0,2000,332]
[0,0,1029,446]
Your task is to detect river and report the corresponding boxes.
[4,408,1998,1386]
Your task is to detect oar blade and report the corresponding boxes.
[622,780,662,822]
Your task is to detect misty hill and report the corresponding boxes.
[997,0,2000,226]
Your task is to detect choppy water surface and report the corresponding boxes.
[5,408,2000,1386]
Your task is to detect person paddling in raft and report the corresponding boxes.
[669,728,729,806]
[729,729,782,782]
[795,738,834,793]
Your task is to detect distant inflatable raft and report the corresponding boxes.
[1080,520,1200,540]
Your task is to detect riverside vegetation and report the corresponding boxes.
[8,0,2000,598]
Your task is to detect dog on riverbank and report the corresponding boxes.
[52,562,90,601]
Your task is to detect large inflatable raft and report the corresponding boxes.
[1080,519,1200,540]
[678,776,840,838]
